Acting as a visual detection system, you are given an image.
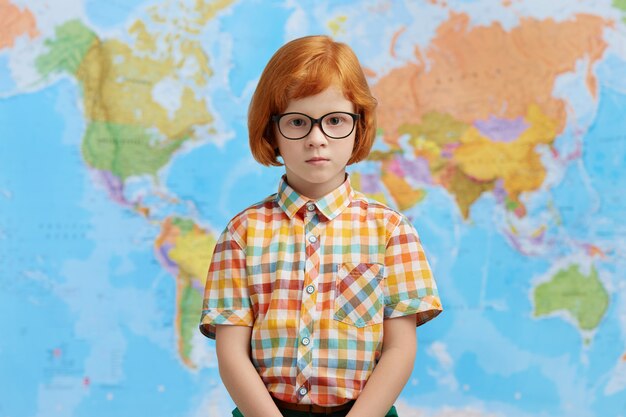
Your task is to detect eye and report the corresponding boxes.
[289,118,306,127]
[324,113,349,126]
[328,117,342,126]
[284,115,309,129]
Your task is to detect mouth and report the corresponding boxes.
[306,157,329,163]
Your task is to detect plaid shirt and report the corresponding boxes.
[200,175,442,406]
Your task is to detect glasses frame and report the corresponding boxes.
[271,111,360,140]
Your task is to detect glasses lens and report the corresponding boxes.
[278,114,311,139]
[320,112,355,139]
[276,112,357,140]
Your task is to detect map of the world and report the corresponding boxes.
[1,0,625,416]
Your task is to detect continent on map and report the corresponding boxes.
[371,13,609,217]
[32,0,232,369]
[366,150,426,211]
[156,217,216,368]
[533,264,609,333]
[36,19,213,186]
[350,171,391,207]
[0,0,39,50]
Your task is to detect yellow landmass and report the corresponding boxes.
[76,38,213,139]
[328,16,348,36]
[410,137,442,162]
[147,0,235,31]
[454,104,558,208]
[195,0,236,25]
[398,113,496,218]
[402,111,469,164]
[157,217,216,369]
[180,39,213,86]
[168,227,216,282]
[72,0,235,141]
[0,0,38,49]
[129,21,157,53]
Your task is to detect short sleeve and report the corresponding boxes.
[383,216,443,326]
[199,226,253,339]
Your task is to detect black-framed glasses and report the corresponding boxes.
[271,111,360,140]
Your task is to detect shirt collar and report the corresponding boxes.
[276,174,354,221]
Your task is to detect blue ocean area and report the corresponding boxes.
[219,1,292,96]
[165,132,281,231]
[596,53,626,92]
[587,300,626,416]
[74,328,201,417]
[0,283,90,417]
[107,230,166,291]
[459,353,559,415]
[0,81,93,271]
[0,55,15,93]
[85,0,148,28]
[582,86,626,227]
[0,82,92,416]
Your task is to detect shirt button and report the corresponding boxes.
[305,285,315,294]
[308,235,317,243]
[302,337,310,346]
[307,204,315,211]
[298,387,308,396]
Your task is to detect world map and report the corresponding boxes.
[1,1,625,416]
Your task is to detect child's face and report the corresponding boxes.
[275,85,356,199]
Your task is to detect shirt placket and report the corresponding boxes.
[295,201,321,402]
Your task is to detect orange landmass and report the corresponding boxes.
[373,12,609,146]
[380,168,425,211]
[587,244,606,258]
[390,26,406,58]
[363,67,377,78]
[135,204,150,218]
[0,0,39,49]
[155,217,180,247]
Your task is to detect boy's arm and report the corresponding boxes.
[215,325,283,417]
[346,314,417,417]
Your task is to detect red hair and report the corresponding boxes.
[248,35,377,166]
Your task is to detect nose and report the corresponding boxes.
[305,123,328,147]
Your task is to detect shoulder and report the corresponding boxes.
[222,193,279,243]
[228,193,278,224]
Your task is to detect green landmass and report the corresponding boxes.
[367,149,403,161]
[172,217,195,234]
[505,197,520,212]
[83,121,184,180]
[179,276,203,365]
[534,265,609,331]
[36,20,96,77]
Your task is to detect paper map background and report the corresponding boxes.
[1,0,626,416]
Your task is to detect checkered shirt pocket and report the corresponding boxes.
[333,262,385,328]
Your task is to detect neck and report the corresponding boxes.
[284,171,347,200]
